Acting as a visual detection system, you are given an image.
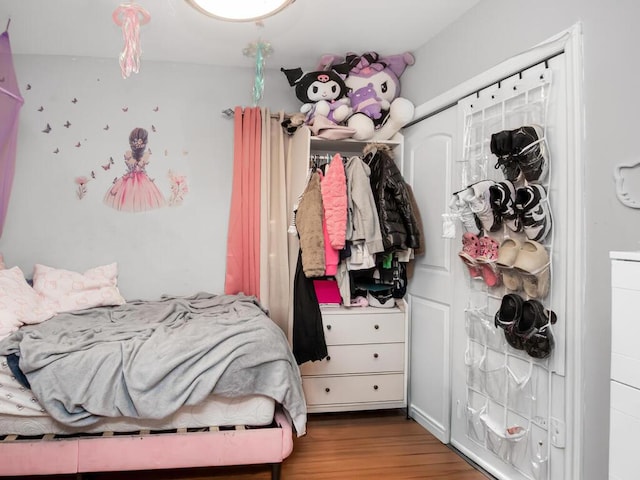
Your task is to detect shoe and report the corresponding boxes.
[496,237,523,292]
[476,236,500,287]
[513,240,551,299]
[517,299,557,359]
[494,293,525,350]
[515,184,552,242]
[511,125,548,183]
[465,180,497,234]
[458,232,482,279]
[489,180,520,233]
[449,191,480,235]
[490,131,522,182]
[491,125,549,183]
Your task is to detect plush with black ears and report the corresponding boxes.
[280,66,352,125]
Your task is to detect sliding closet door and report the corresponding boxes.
[403,105,458,443]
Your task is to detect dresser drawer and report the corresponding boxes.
[610,381,640,480]
[612,259,640,291]
[300,343,405,376]
[321,309,405,345]
[303,374,404,406]
[611,287,640,388]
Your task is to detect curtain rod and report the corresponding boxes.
[221,108,287,120]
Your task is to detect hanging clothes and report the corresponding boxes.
[365,144,421,252]
[292,250,327,365]
[295,170,325,277]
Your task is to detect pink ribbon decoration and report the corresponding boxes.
[112,3,151,78]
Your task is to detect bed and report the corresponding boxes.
[0,277,307,479]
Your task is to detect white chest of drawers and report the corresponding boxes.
[609,251,640,480]
[300,303,408,413]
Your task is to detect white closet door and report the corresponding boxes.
[403,105,458,443]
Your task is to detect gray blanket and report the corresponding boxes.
[0,293,307,436]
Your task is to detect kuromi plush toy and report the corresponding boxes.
[280,67,352,125]
[331,51,416,141]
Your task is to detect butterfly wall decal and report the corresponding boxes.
[42,123,51,133]
[71,97,78,104]
[103,124,110,130]
[37,106,44,112]
[64,121,71,128]
[53,148,59,154]
[122,107,128,112]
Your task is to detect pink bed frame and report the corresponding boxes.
[0,406,293,479]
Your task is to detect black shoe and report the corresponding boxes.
[495,293,525,350]
[491,130,522,182]
[489,180,520,233]
[515,184,552,242]
[517,299,557,359]
[510,125,548,183]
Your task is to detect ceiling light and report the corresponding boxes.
[187,0,295,22]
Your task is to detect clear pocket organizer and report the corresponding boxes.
[480,348,506,402]
[507,356,534,417]
[481,410,529,466]
[528,423,550,480]
[465,308,486,344]
[465,340,485,392]
[466,388,488,445]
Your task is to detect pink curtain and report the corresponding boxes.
[224,107,262,297]
[0,30,24,238]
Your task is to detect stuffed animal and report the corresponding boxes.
[280,67,352,125]
[348,83,383,120]
[330,51,416,141]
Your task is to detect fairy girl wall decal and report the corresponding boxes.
[104,127,165,212]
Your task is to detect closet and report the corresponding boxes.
[289,127,409,413]
[401,28,583,480]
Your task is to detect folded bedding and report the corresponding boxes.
[0,293,307,436]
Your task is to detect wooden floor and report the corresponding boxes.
[9,410,492,480]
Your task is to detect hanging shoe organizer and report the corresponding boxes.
[453,61,562,480]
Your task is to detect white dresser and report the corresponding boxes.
[609,251,640,480]
[300,303,407,413]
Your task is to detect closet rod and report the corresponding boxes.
[403,50,564,129]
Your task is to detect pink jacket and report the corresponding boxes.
[320,154,347,250]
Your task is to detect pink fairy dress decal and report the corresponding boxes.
[104,127,165,212]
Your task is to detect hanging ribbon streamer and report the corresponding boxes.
[243,40,273,106]
[112,2,151,79]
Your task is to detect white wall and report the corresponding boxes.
[402,1,640,479]
[0,54,297,300]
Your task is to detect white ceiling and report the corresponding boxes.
[0,0,480,69]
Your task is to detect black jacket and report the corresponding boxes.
[367,148,421,252]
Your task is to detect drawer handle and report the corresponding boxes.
[373,385,379,391]
[374,324,379,330]
[373,353,379,359]
[326,356,331,361]
[325,387,331,393]
[326,324,332,330]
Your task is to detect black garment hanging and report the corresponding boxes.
[292,249,328,365]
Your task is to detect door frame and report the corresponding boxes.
[408,23,585,480]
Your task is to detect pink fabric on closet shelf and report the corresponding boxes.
[225,107,261,297]
[0,30,24,239]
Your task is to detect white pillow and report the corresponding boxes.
[33,263,126,313]
[0,267,56,340]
